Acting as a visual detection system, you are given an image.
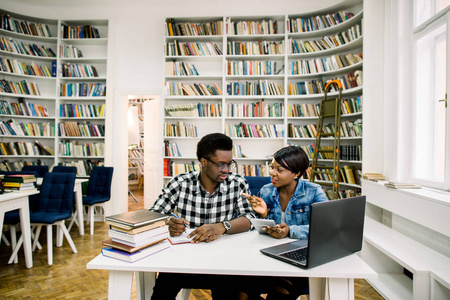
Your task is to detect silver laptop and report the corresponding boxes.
[260,196,366,269]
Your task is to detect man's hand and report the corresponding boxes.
[167,216,190,237]
[187,223,226,243]
[264,223,289,239]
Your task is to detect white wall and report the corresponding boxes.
[1,0,355,213]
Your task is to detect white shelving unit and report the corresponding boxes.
[163,2,363,196]
[0,10,109,175]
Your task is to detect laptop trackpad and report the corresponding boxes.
[262,239,308,255]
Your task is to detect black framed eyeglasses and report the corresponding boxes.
[204,157,236,171]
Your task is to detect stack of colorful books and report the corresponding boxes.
[2,174,37,192]
[101,209,171,262]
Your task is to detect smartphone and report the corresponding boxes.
[250,218,276,234]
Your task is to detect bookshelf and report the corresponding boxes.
[0,11,108,176]
[163,2,363,197]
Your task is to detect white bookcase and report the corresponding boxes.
[0,10,109,175]
[163,1,363,197]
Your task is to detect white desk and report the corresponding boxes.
[0,190,39,268]
[37,178,88,235]
[87,231,377,300]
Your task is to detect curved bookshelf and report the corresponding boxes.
[0,9,108,175]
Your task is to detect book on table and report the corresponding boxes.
[101,240,170,263]
[109,219,166,234]
[166,229,194,245]
[105,209,170,229]
[385,182,421,189]
[109,225,169,244]
[2,174,37,183]
[102,238,167,253]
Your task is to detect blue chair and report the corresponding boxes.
[22,165,49,177]
[244,176,271,196]
[51,166,77,174]
[79,166,113,235]
[30,172,77,265]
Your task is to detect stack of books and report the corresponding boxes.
[2,174,37,192]
[101,209,171,262]
[385,182,421,189]
[362,173,386,182]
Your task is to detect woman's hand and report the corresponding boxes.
[264,223,289,239]
[241,193,268,218]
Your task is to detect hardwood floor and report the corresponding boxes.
[0,188,384,299]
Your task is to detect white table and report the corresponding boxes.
[0,190,39,268]
[37,178,88,235]
[87,231,377,300]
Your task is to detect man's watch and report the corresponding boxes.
[222,221,231,232]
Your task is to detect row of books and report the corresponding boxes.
[0,37,56,57]
[0,79,40,96]
[56,160,104,176]
[0,160,45,172]
[102,209,171,263]
[164,122,198,138]
[226,40,285,56]
[60,82,106,98]
[288,71,362,95]
[0,141,54,156]
[324,188,361,200]
[226,60,281,76]
[59,45,83,58]
[0,14,52,37]
[287,120,362,139]
[1,173,37,193]
[60,24,101,39]
[0,36,56,57]
[226,80,284,96]
[167,82,222,96]
[227,19,278,36]
[287,10,355,33]
[226,101,284,118]
[236,163,270,177]
[225,123,285,138]
[166,19,223,36]
[289,53,362,75]
[129,148,143,159]
[163,159,199,177]
[0,99,49,118]
[287,97,362,118]
[0,58,54,77]
[58,141,104,157]
[311,165,362,185]
[289,22,362,54]
[0,120,54,137]
[164,61,199,76]
[165,41,223,56]
[164,103,222,118]
[58,122,105,137]
[232,144,245,158]
[164,141,182,157]
[61,63,99,78]
[59,103,105,118]
[299,144,362,161]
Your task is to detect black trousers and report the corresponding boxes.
[150,273,239,300]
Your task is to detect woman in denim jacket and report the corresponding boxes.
[239,146,328,300]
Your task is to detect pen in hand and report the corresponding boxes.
[171,213,188,227]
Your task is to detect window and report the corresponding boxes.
[411,2,449,189]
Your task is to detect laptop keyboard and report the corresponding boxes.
[280,247,308,262]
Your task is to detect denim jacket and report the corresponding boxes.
[259,179,328,239]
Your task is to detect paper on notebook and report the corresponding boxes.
[166,229,194,245]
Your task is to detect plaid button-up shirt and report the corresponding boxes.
[150,171,254,228]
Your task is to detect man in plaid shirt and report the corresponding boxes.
[150,133,254,299]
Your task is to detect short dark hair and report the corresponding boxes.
[273,146,309,177]
[196,133,233,160]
